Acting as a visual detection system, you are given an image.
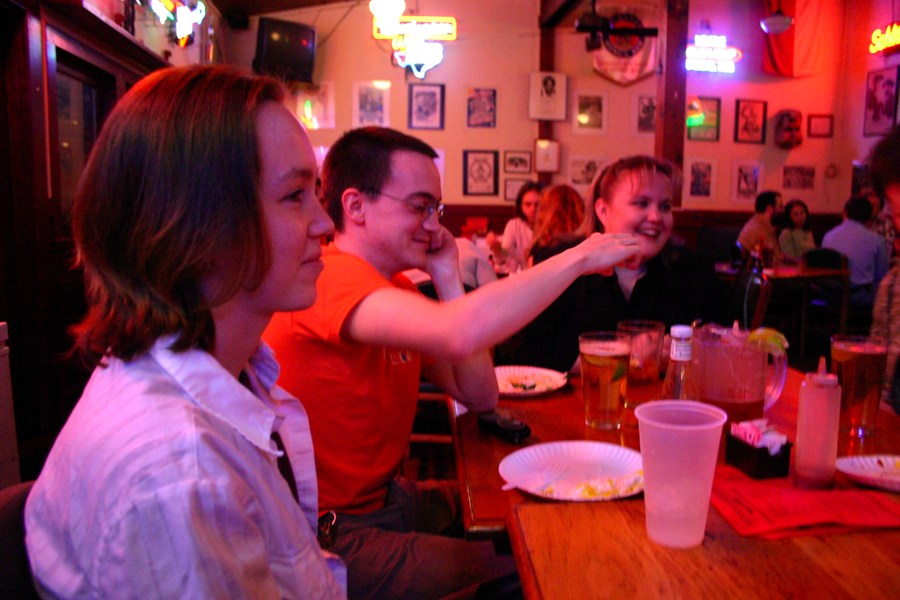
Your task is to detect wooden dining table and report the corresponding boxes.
[451,369,900,598]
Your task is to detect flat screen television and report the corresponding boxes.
[252,17,316,83]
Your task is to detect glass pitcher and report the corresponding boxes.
[692,323,787,424]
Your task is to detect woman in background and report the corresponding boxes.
[488,180,542,272]
[778,199,816,262]
[529,184,587,265]
[496,156,724,372]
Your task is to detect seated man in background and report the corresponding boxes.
[25,66,345,598]
[823,195,889,308]
[264,126,639,599]
[738,190,784,261]
[869,124,900,414]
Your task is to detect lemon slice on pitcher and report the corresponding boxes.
[748,327,789,355]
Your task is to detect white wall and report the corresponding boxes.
[219,0,899,214]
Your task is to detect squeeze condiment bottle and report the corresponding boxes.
[793,357,841,489]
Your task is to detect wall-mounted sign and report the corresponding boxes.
[149,0,206,46]
[870,22,900,54]
[393,37,444,79]
[373,16,457,41]
[685,34,743,73]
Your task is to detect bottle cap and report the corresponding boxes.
[670,324,693,339]
[806,356,838,387]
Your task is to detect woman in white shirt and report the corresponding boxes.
[489,181,542,272]
[778,199,816,263]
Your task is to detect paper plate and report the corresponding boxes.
[836,454,900,493]
[498,441,643,501]
[495,366,567,398]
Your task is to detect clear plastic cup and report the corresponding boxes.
[635,400,727,548]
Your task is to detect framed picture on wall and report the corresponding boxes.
[687,97,720,141]
[408,83,444,130]
[864,66,898,136]
[467,88,497,127]
[534,139,560,173]
[504,150,532,174]
[807,114,834,138]
[529,72,567,120]
[734,99,767,144]
[352,81,390,128]
[504,178,529,201]
[293,81,335,130]
[687,158,717,200]
[634,94,657,135]
[463,150,499,195]
[570,156,602,187]
[732,160,762,204]
[573,92,607,135]
[783,165,816,190]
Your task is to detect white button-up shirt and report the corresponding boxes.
[25,338,346,599]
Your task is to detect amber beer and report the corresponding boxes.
[579,332,630,430]
[831,336,887,436]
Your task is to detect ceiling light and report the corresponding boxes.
[760,3,794,35]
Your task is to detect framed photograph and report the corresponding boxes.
[570,156,602,187]
[864,67,898,136]
[504,150,532,174]
[687,158,717,200]
[463,150,499,195]
[687,97,721,141]
[504,178,529,202]
[783,165,815,190]
[467,88,497,128]
[572,92,607,135]
[808,114,834,138]
[528,72,567,121]
[634,94,657,135]
[732,160,762,203]
[408,83,444,130]
[293,81,335,130]
[734,99,767,144]
[534,139,560,173]
[352,81,390,128]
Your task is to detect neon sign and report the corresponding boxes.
[374,16,457,41]
[685,34,743,73]
[149,0,207,46]
[870,22,900,54]
[392,37,444,79]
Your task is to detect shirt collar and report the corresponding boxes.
[149,336,282,454]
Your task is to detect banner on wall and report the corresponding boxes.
[762,0,823,77]
[589,1,661,85]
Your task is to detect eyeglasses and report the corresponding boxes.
[379,191,445,222]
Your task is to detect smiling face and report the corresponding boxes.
[245,102,334,314]
[362,149,443,275]
[520,190,540,226]
[595,169,673,264]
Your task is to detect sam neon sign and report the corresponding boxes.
[149,0,207,46]
[870,22,900,54]
[685,34,743,73]
[373,16,457,41]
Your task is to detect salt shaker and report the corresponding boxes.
[794,357,841,489]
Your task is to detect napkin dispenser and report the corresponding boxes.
[725,419,791,479]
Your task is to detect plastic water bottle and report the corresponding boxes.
[794,357,841,489]
[660,325,698,400]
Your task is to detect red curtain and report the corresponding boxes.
[762,0,823,77]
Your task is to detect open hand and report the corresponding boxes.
[578,233,641,275]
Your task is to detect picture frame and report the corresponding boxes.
[572,92,607,135]
[534,139,560,173]
[504,150,532,174]
[463,150,499,195]
[783,165,816,191]
[408,83,444,130]
[732,160,762,204]
[807,114,834,138]
[686,158,717,200]
[569,156,602,187]
[734,99,767,144]
[466,88,497,128]
[352,81,390,128]
[634,94,657,135]
[687,97,720,142]
[864,66,898,137]
[528,72,567,121]
[293,81,335,130]
[504,178,529,202]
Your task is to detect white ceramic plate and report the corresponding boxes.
[836,454,900,492]
[495,366,567,398]
[498,441,643,501]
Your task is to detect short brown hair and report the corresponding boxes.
[321,127,437,231]
[72,65,285,363]
[591,156,679,232]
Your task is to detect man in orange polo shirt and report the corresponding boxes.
[264,127,639,599]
